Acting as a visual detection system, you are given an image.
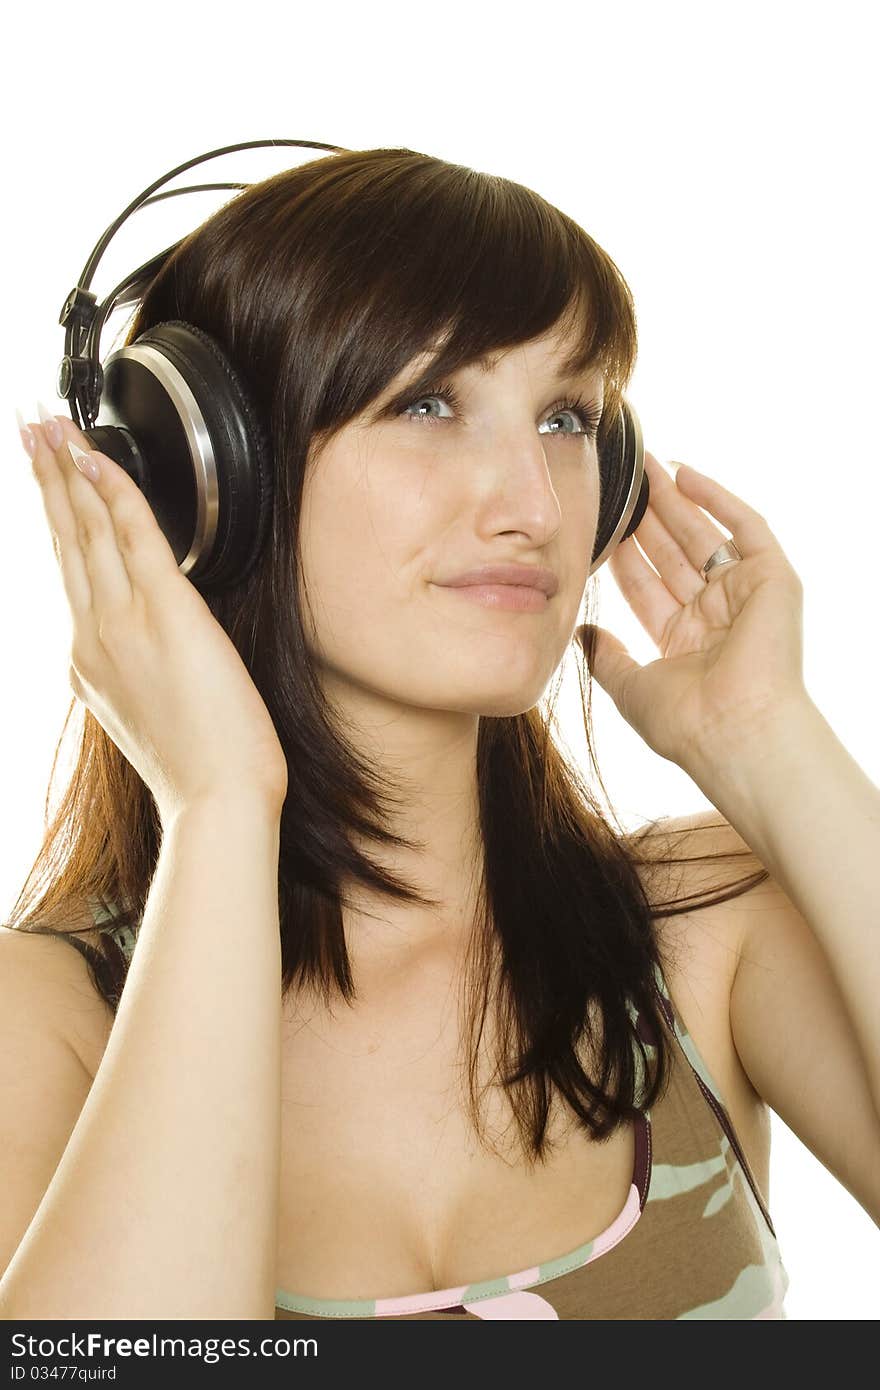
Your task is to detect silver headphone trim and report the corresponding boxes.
[588,400,645,576]
[112,343,219,576]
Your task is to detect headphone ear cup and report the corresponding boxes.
[590,396,648,576]
[620,468,650,540]
[85,320,274,593]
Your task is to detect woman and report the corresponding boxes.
[2,147,877,1320]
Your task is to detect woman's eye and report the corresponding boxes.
[401,381,462,424]
[539,409,595,439]
[401,381,602,441]
[405,393,455,423]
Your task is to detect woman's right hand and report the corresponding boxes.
[22,407,289,826]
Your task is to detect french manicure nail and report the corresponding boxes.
[37,400,64,450]
[15,408,37,459]
[68,441,101,482]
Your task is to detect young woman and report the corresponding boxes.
[2,147,877,1321]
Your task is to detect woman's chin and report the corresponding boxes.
[445,685,552,719]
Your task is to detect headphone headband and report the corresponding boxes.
[57,139,351,428]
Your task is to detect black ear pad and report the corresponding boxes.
[85,319,274,593]
[135,321,274,591]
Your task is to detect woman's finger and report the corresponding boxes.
[672,461,779,562]
[30,410,134,621]
[627,504,707,606]
[27,416,102,619]
[605,533,682,648]
[639,452,732,579]
[50,413,185,612]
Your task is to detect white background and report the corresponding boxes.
[1,0,877,1319]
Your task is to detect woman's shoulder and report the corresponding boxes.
[622,807,763,934]
[621,807,752,1017]
[0,905,120,1077]
[0,905,114,966]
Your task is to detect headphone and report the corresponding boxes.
[55,138,650,594]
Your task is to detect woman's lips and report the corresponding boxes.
[432,582,550,612]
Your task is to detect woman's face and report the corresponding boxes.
[298,328,603,719]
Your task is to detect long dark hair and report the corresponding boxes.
[5,146,769,1164]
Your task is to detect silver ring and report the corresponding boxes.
[700,539,743,581]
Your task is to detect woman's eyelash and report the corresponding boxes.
[401,379,603,441]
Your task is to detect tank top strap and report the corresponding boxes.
[649,955,777,1238]
[84,895,138,964]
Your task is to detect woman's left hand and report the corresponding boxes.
[577,451,808,772]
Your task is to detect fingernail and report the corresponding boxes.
[68,441,101,482]
[15,407,37,459]
[37,400,64,450]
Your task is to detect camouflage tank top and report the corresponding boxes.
[100,917,789,1320]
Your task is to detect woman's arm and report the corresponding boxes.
[0,792,284,1320]
[689,697,880,1121]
